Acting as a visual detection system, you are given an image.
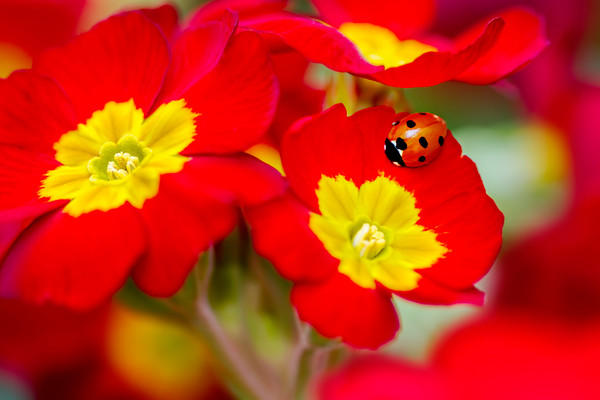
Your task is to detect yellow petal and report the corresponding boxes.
[371,259,423,291]
[39,165,89,201]
[87,99,144,143]
[339,22,438,69]
[338,258,376,289]
[358,175,419,229]
[138,99,197,156]
[308,212,351,260]
[316,175,359,222]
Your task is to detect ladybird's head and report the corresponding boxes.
[384,137,406,167]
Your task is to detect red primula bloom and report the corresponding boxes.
[246,105,503,349]
[229,0,548,88]
[0,299,136,400]
[318,313,600,400]
[499,195,600,319]
[189,0,325,147]
[0,6,283,309]
[0,0,85,78]
[0,299,232,400]
[318,196,600,398]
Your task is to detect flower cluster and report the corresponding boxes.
[0,0,561,398]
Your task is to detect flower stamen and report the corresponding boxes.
[106,152,140,180]
[352,223,386,259]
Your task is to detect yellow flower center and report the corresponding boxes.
[309,175,447,291]
[87,135,151,183]
[39,99,198,217]
[339,23,438,69]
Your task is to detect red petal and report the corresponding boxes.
[318,355,442,400]
[292,272,399,349]
[34,12,170,121]
[132,166,237,296]
[0,71,75,221]
[249,16,382,75]
[311,0,435,38]
[267,51,326,146]
[133,155,283,295]
[0,0,85,56]
[281,104,365,211]
[245,189,338,283]
[434,315,600,400]
[180,30,279,154]
[158,10,237,102]
[454,8,549,84]
[414,192,503,292]
[139,4,180,41]
[188,0,287,25]
[370,17,505,87]
[397,278,485,306]
[0,70,76,156]
[0,146,58,209]
[0,201,64,266]
[0,206,146,310]
[183,154,287,206]
[0,298,108,371]
[498,196,600,318]
[347,105,399,177]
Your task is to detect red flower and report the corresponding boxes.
[0,6,283,309]
[0,0,85,78]
[0,299,140,400]
[223,0,549,87]
[432,0,589,114]
[189,1,326,148]
[245,105,503,349]
[499,195,600,319]
[318,313,600,400]
[0,299,232,400]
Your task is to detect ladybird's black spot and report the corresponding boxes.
[418,156,426,162]
[392,121,399,126]
[406,120,416,128]
[419,137,428,148]
[385,139,405,167]
[438,136,445,146]
[419,112,427,115]
[396,138,408,150]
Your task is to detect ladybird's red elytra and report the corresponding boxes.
[384,112,448,167]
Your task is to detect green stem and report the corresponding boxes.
[287,313,312,399]
[195,247,280,400]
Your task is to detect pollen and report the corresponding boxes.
[352,223,387,259]
[107,152,140,180]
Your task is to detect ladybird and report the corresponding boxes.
[384,112,447,167]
